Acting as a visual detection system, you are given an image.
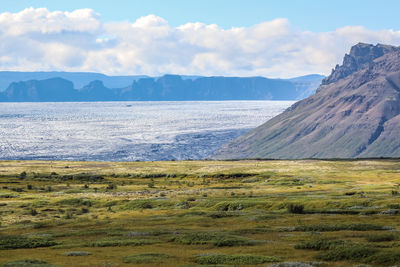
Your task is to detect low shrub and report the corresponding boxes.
[212,199,265,211]
[2,259,55,267]
[209,212,239,218]
[0,194,18,198]
[0,235,57,249]
[316,244,378,261]
[170,232,255,247]
[56,198,92,206]
[123,253,171,264]
[288,204,304,214]
[365,233,397,242]
[86,238,155,247]
[241,177,261,183]
[62,251,92,256]
[106,183,117,190]
[121,199,173,210]
[214,201,244,211]
[195,254,280,265]
[200,173,253,179]
[295,239,346,250]
[295,223,385,232]
[366,251,400,265]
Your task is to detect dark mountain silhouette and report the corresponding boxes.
[214,43,400,159]
[2,78,79,102]
[0,74,324,102]
[78,80,118,101]
[0,71,147,90]
[121,75,304,100]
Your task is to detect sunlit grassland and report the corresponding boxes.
[1,159,400,266]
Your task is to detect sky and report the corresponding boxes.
[0,0,399,78]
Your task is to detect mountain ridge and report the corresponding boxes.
[0,73,324,102]
[214,43,400,159]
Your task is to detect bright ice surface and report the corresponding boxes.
[0,101,293,161]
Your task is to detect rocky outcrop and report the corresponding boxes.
[214,43,400,159]
[322,43,397,85]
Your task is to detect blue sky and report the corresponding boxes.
[0,0,399,77]
[2,0,399,32]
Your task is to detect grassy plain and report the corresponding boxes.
[1,159,400,266]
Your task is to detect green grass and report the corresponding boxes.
[1,159,400,266]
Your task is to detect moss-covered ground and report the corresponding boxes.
[1,159,400,266]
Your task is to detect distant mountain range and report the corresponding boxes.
[214,43,400,159]
[0,72,324,102]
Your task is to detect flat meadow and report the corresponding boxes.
[1,159,400,266]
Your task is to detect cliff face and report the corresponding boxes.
[214,43,400,159]
[321,43,397,85]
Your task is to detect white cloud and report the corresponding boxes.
[1,8,400,78]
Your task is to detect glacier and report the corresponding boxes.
[0,101,293,161]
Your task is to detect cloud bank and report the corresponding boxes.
[1,8,400,78]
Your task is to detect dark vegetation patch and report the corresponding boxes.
[170,232,255,247]
[201,199,268,211]
[85,238,155,247]
[176,211,207,217]
[264,176,313,186]
[209,211,241,218]
[315,243,378,262]
[232,227,271,235]
[123,253,171,264]
[130,173,184,178]
[366,251,400,265]
[195,254,281,265]
[365,233,397,242]
[295,239,347,250]
[294,223,386,232]
[56,198,93,206]
[25,173,104,183]
[62,251,92,256]
[0,194,18,198]
[0,235,57,249]
[199,173,254,179]
[2,259,55,267]
[51,228,125,238]
[241,177,261,183]
[287,204,304,214]
[297,238,400,265]
[208,186,246,189]
[120,199,174,210]
[306,209,363,215]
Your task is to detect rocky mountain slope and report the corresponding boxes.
[214,43,400,159]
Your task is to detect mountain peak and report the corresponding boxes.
[322,43,398,85]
